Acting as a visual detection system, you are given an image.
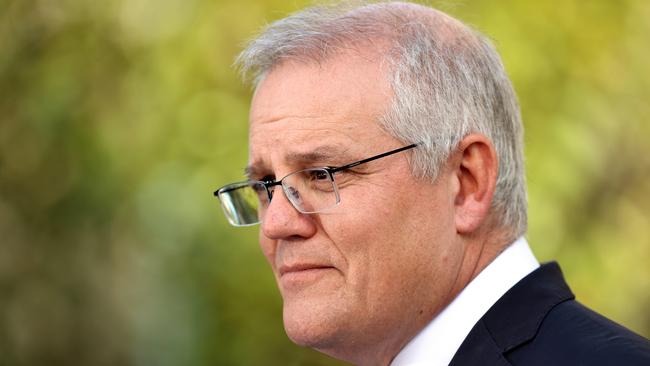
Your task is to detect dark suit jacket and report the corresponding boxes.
[449,262,650,365]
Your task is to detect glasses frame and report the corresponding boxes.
[214,143,421,226]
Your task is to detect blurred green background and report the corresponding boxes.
[0,0,648,365]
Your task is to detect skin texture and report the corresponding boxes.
[247,49,502,365]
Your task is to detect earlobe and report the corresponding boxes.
[453,134,498,234]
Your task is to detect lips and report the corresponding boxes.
[279,263,335,277]
[277,263,338,291]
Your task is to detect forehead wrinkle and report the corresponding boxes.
[251,114,358,137]
[285,144,353,166]
[250,113,325,126]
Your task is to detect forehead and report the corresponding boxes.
[248,51,394,170]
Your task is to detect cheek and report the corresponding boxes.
[325,179,455,289]
[332,180,446,248]
[322,185,420,283]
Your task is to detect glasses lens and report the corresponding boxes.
[282,168,339,213]
[217,182,266,226]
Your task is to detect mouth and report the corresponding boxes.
[279,263,335,277]
[278,263,337,289]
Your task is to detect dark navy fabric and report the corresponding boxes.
[449,262,650,366]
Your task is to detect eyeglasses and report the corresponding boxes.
[214,143,420,226]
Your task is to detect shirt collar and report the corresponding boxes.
[390,237,539,366]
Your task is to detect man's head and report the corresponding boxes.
[234,1,526,364]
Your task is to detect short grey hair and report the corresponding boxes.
[236,1,527,239]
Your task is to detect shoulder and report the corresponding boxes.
[451,262,650,366]
[506,299,650,366]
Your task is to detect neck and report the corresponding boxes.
[443,227,515,321]
[317,318,424,366]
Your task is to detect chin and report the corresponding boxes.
[282,296,399,365]
[282,297,347,350]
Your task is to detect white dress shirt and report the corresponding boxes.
[390,237,540,366]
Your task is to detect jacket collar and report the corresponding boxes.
[449,262,575,365]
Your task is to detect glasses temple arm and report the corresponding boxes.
[329,143,421,173]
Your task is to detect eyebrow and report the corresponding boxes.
[244,144,352,179]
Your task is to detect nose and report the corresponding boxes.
[260,185,317,240]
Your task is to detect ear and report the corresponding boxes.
[451,134,498,234]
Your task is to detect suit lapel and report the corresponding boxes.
[449,262,575,366]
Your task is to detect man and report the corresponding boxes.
[215,1,650,365]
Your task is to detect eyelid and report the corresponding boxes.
[245,173,272,182]
[258,174,275,182]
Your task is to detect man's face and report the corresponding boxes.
[247,51,464,359]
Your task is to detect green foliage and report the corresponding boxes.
[0,0,648,365]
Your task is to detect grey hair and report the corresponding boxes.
[236,1,527,239]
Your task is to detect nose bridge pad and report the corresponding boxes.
[265,182,299,216]
[265,184,274,202]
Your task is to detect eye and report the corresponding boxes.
[304,169,336,193]
[260,175,275,183]
[308,170,329,181]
